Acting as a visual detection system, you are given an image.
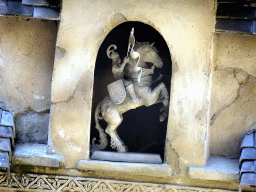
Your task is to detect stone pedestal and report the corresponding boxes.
[91,151,162,164]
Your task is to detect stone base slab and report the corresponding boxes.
[0,171,235,192]
[91,151,162,164]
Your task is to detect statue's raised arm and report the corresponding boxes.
[107,44,129,80]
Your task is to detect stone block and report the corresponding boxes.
[217,3,256,19]
[34,7,59,19]
[1,110,14,128]
[0,151,9,168]
[0,138,11,153]
[216,19,255,34]
[188,156,239,181]
[240,161,254,173]
[0,0,7,15]
[78,160,170,177]
[240,148,256,165]
[7,1,33,17]
[240,173,256,188]
[13,143,61,167]
[0,126,13,138]
[241,132,254,148]
[22,0,49,6]
[15,112,49,144]
[91,151,162,164]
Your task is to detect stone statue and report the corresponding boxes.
[92,28,169,152]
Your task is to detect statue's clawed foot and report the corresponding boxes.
[160,106,168,122]
[163,99,169,107]
[159,112,168,122]
[117,145,127,153]
[110,139,127,153]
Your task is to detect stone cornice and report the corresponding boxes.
[0,172,234,192]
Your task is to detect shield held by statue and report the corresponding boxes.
[107,79,126,104]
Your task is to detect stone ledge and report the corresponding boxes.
[91,151,162,164]
[0,171,236,192]
[188,156,239,181]
[12,143,62,167]
[78,159,171,177]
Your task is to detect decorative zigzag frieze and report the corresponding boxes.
[0,172,234,192]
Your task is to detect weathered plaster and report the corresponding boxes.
[0,17,57,146]
[0,17,57,114]
[210,34,256,158]
[189,156,239,181]
[49,0,216,170]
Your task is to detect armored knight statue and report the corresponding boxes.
[92,28,169,153]
[106,44,140,103]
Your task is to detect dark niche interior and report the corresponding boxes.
[90,22,172,159]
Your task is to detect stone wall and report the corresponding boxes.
[210,33,256,158]
[0,17,57,143]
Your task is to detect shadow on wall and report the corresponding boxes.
[90,22,172,158]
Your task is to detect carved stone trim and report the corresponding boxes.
[0,172,234,192]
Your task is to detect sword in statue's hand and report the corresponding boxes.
[127,28,142,82]
[127,28,135,57]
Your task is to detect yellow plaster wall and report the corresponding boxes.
[0,17,57,114]
[210,33,256,158]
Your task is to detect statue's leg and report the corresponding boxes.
[105,114,126,153]
[126,84,140,102]
[159,105,169,122]
[124,80,140,102]
[141,82,169,107]
[138,83,169,122]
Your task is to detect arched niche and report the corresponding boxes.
[90,21,172,160]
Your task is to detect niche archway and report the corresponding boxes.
[90,22,172,159]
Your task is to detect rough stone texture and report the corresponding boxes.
[7,1,33,17]
[0,17,57,114]
[34,7,59,19]
[0,0,7,15]
[22,0,49,6]
[188,156,239,181]
[79,160,171,177]
[49,0,216,172]
[12,143,61,167]
[15,112,49,144]
[210,34,256,158]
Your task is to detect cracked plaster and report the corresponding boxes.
[210,34,256,158]
[0,17,57,145]
[0,17,57,114]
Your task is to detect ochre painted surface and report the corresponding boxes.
[0,17,57,114]
[210,33,256,158]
